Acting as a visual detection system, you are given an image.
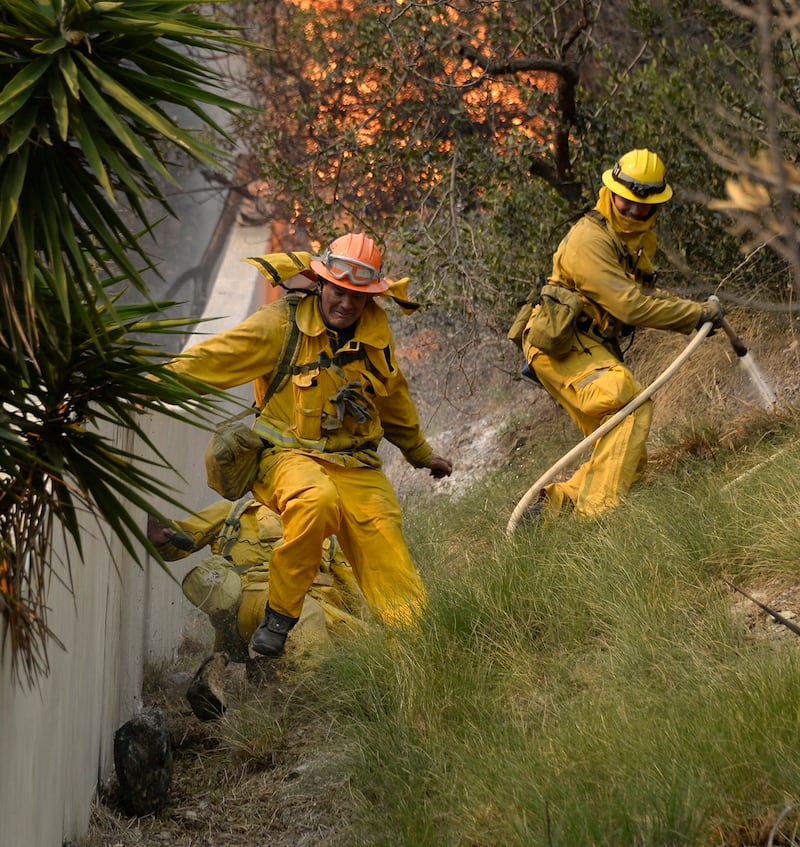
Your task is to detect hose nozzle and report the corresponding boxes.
[709,294,747,357]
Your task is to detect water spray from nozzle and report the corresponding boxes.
[708,295,777,409]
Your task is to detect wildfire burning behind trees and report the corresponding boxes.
[222,0,795,313]
[223,0,591,276]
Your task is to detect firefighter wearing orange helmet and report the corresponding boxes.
[521,149,725,519]
[166,232,452,658]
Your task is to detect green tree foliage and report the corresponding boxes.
[228,0,795,318]
[688,0,800,295]
[0,0,249,683]
[225,0,604,316]
[615,0,799,300]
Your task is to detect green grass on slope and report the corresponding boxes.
[268,420,800,846]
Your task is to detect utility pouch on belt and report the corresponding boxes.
[507,275,546,351]
[508,301,535,351]
[524,284,584,359]
[205,416,265,500]
[204,293,305,500]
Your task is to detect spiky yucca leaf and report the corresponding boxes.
[0,2,257,683]
[0,0,254,356]
[0,281,239,684]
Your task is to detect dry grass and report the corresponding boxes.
[73,656,355,847]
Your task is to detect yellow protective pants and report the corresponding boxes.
[530,333,653,518]
[251,451,426,627]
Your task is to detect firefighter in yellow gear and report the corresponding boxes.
[166,232,452,658]
[522,149,725,519]
[147,497,367,663]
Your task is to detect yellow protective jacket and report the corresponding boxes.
[167,291,434,471]
[547,197,702,345]
[157,497,284,565]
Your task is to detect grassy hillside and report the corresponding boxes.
[231,309,800,846]
[78,308,800,847]
[262,408,800,846]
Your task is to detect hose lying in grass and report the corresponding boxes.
[723,578,800,638]
[506,320,715,538]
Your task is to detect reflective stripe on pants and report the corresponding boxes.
[531,334,653,517]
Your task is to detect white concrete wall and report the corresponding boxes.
[0,220,270,847]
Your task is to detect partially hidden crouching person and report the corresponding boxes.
[147,496,367,665]
[164,232,452,658]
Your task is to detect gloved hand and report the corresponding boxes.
[696,298,726,333]
[426,455,453,479]
[146,514,196,551]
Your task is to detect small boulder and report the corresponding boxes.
[186,652,229,721]
[113,706,172,817]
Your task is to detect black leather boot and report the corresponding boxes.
[249,605,298,657]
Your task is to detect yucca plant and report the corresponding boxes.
[0,0,253,683]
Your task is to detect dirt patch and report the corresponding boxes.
[729,577,800,645]
[382,311,557,500]
[73,651,355,847]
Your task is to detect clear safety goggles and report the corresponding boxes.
[611,162,667,199]
[318,247,381,287]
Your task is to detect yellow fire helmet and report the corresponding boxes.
[602,148,673,204]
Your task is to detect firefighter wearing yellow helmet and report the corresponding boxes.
[165,232,452,658]
[521,149,725,519]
